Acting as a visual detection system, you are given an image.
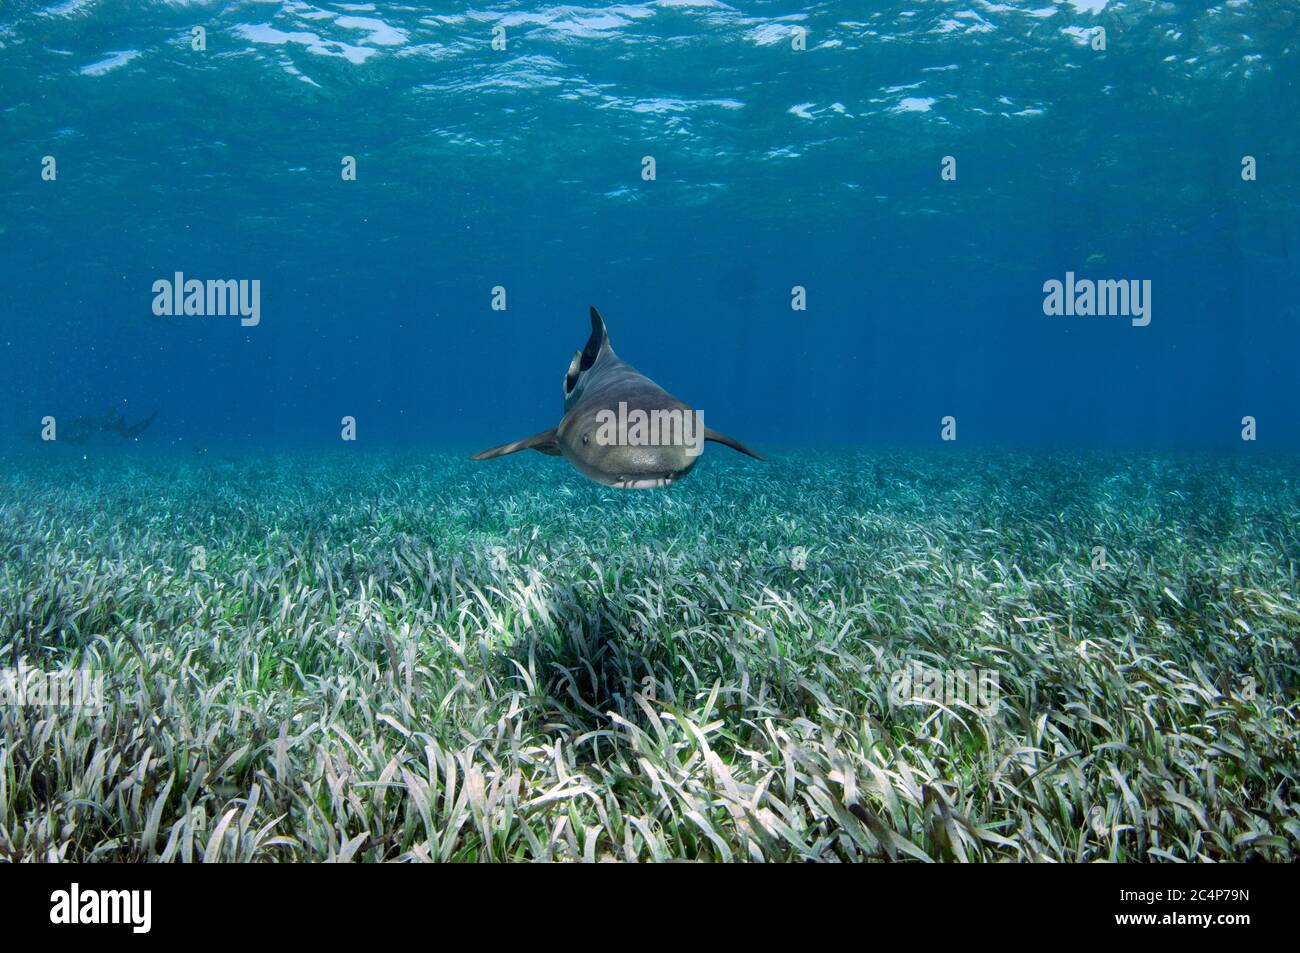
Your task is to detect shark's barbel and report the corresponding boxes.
[472,307,763,488]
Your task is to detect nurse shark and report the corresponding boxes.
[472,307,763,488]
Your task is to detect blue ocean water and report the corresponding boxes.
[1,0,1297,454]
[6,2,1300,871]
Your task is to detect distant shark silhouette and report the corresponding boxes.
[472,307,762,488]
[59,409,158,445]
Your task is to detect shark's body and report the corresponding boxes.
[59,409,158,445]
[472,307,762,488]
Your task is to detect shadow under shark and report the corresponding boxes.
[473,307,763,489]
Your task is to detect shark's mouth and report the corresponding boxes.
[612,474,678,490]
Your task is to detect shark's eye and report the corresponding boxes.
[582,432,590,445]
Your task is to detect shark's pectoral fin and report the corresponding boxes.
[705,428,765,461]
[471,428,560,460]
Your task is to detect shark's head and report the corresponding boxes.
[558,403,703,489]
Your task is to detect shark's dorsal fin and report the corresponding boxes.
[582,306,610,370]
[564,306,614,405]
[563,350,582,397]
